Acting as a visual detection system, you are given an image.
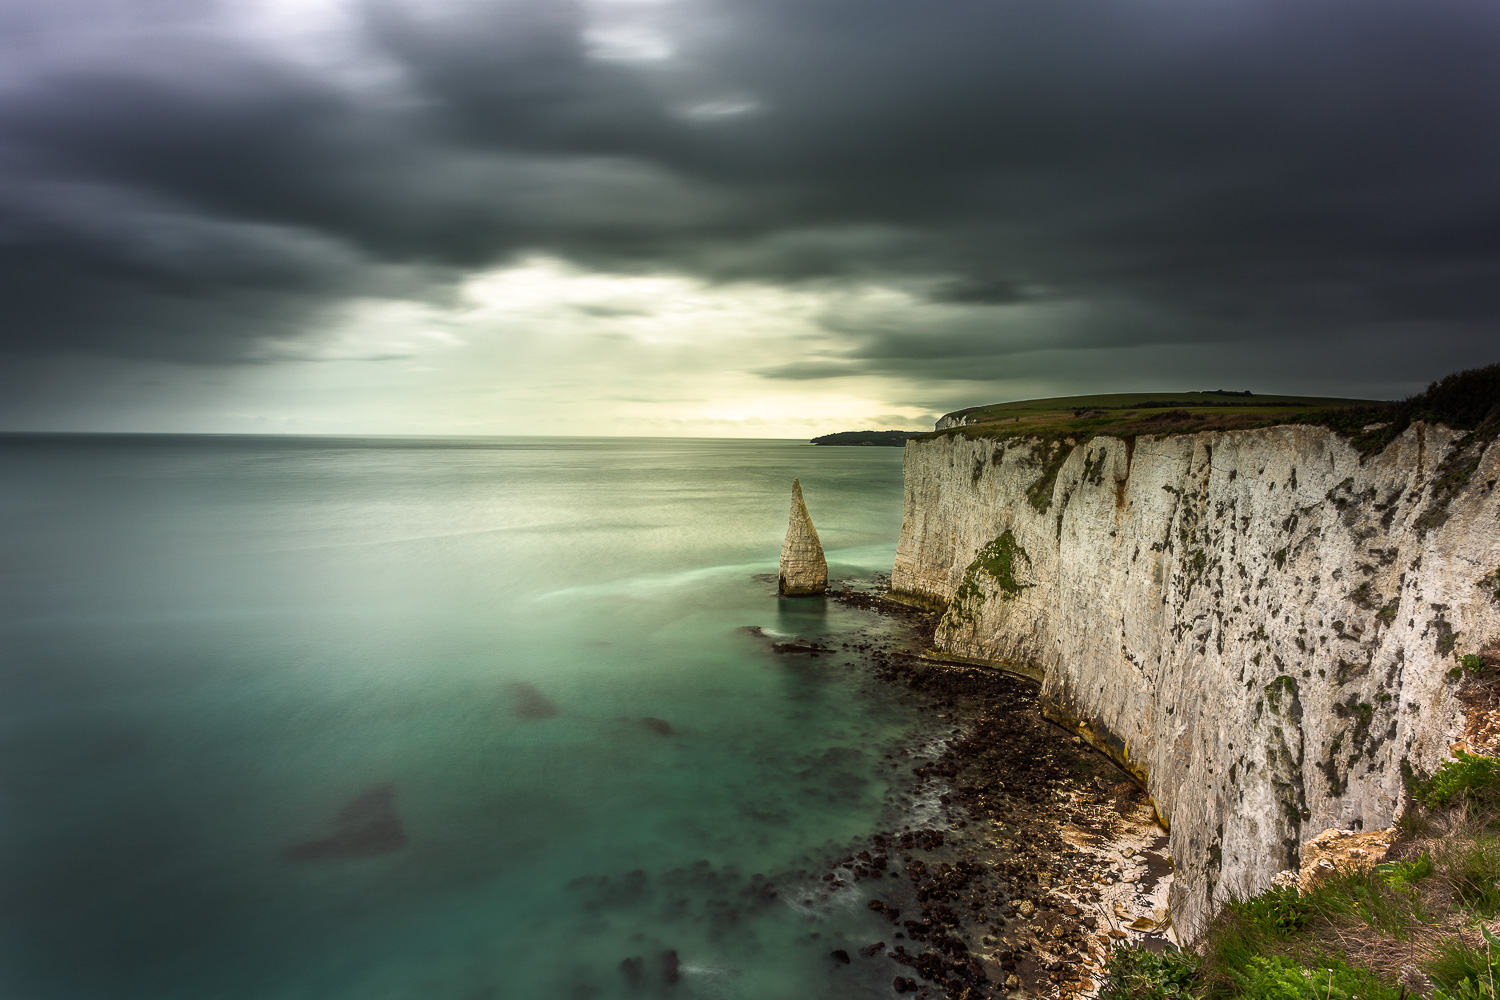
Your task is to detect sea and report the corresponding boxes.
[0,435,946,1000]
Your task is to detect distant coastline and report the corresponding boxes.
[809,430,920,446]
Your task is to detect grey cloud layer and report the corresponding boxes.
[2,0,1498,382]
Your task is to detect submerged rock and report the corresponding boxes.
[509,682,560,719]
[778,478,827,596]
[660,949,680,985]
[284,783,408,861]
[640,717,674,736]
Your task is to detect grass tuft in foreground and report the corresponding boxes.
[1103,750,1500,1000]
[1417,752,1500,815]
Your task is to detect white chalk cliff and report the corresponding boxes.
[891,424,1500,939]
[780,477,828,596]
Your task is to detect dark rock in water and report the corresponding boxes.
[284,783,408,862]
[509,682,560,719]
[771,640,835,655]
[619,957,645,988]
[640,717,673,737]
[742,626,833,655]
[830,949,851,965]
[660,950,680,985]
[859,942,885,957]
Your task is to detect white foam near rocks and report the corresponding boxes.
[1018,784,1177,998]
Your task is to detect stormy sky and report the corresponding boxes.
[2,0,1497,435]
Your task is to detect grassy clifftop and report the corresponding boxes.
[924,364,1500,458]
[926,391,1379,443]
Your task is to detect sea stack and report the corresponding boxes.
[778,478,827,596]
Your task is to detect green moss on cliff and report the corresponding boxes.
[945,530,1033,630]
[964,530,1032,598]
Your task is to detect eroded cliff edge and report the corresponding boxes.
[890,423,1500,940]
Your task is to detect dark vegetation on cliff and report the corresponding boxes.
[810,430,921,446]
[925,363,1500,456]
[1316,363,1500,456]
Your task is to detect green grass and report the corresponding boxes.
[1230,869,1423,943]
[1225,955,1402,1000]
[1230,886,1315,937]
[1104,747,1500,1000]
[923,391,1374,445]
[1454,653,1495,679]
[1414,752,1500,814]
[1427,932,1500,995]
[941,391,1366,424]
[1102,944,1200,1000]
[1372,853,1434,895]
[1104,860,1446,1000]
[923,362,1500,455]
[1430,836,1500,917]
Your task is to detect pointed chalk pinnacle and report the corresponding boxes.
[778,477,828,596]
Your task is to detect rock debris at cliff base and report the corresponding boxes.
[819,585,1175,1000]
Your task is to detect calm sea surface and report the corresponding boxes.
[0,435,937,999]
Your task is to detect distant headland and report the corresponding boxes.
[809,430,921,446]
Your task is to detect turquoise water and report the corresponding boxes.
[0,436,936,999]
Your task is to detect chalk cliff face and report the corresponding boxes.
[780,478,828,596]
[892,425,1500,939]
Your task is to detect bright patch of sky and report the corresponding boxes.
[1,258,940,437]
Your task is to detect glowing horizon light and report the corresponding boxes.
[678,97,763,121]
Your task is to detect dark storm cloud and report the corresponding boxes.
[929,277,1033,307]
[2,0,1498,377]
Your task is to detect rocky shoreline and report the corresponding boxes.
[799,581,1177,1000]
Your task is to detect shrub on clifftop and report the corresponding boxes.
[1408,363,1500,431]
[1343,362,1500,454]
